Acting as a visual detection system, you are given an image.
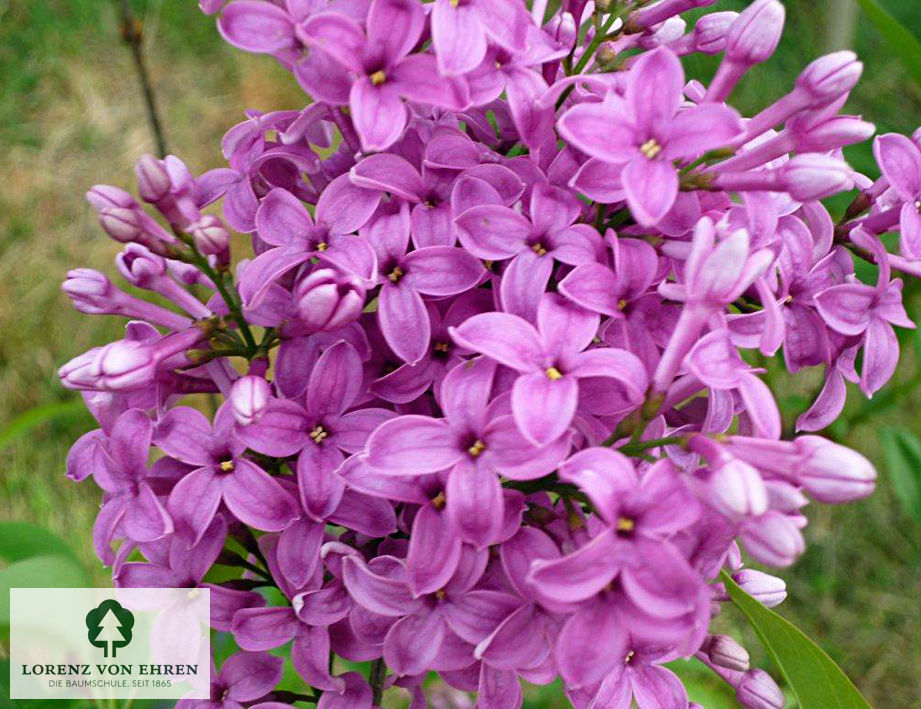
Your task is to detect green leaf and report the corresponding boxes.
[0,554,91,625]
[855,0,921,86]
[721,570,870,709]
[880,428,921,524]
[0,399,89,452]
[0,521,78,564]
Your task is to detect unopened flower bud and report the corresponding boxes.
[794,115,876,153]
[693,11,738,54]
[135,154,172,203]
[293,268,366,333]
[710,459,769,519]
[116,243,167,288]
[99,207,144,243]
[86,185,137,212]
[62,269,115,315]
[701,635,750,672]
[726,0,784,65]
[741,511,805,567]
[92,340,159,390]
[797,51,863,104]
[189,214,231,255]
[732,568,787,607]
[793,436,876,503]
[781,154,854,201]
[231,375,271,426]
[764,480,809,513]
[737,669,785,709]
[61,342,155,391]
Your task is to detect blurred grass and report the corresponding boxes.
[0,0,920,706]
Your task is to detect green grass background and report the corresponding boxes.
[1,0,920,706]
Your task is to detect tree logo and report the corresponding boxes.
[85,599,134,658]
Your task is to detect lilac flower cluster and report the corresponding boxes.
[60,0,918,706]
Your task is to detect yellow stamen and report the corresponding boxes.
[617,298,628,310]
[387,266,404,283]
[640,138,662,159]
[483,259,495,271]
[316,242,328,252]
[435,588,448,599]
[432,491,446,510]
[468,439,486,457]
[309,425,329,444]
[545,367,563,380]
[616,517,636,533]
[219,460,235,472]
[450,0,460,7]
[188,588,201,600]
[624,650,635,664]
[370,70,386,86]
[433,342,450,353]
[531,242,548,256]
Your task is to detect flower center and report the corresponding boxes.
[435,588,448,600]
[624,649,636,665]
[617,298,628,310]
[387,266,404,284]
[545,366,563,380]
[370,70,387,86]
[431,491,446,510]
[188,588,201,600]
[316,241,328,252]
[616,516,636,535]
[219,460,235,473]
[467,439,487,457]
[640,139,662,159]
[531,242,549,256]
[309,424,329,444]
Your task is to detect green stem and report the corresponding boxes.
[369,658,387,706]
[556,6,632,108]
[616,435,687,456]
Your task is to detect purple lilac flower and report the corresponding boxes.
[59,0,909,705]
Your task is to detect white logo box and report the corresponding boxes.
[9,587,211,700]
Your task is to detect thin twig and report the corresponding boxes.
[118,0,168,156]
[369,658,387,706]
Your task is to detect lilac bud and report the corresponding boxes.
[189,214,231,255]
[780,154,854,201]
[633,0,715,30]
[231,375,271,426]
[693,11,738,54]
[86,185,137,212]
[92,340,159,390]
[732,568,787,607]
[135,154,172,203]
[741,511,805,567]
[764,480,809,513]
[293,268,366,333]
[62,269,115,315]
[797,51,863,104]
[639,17,687,48]
[701,635,750,672]
[793,436,876,503]
[200,0,224,15]
[116,243,168,288]
[710,459,770,519]
[737,669,785,709]
[99,207,144,243]
[794,115,876,153]
[726,0,785,65]
[60,341,155,391]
